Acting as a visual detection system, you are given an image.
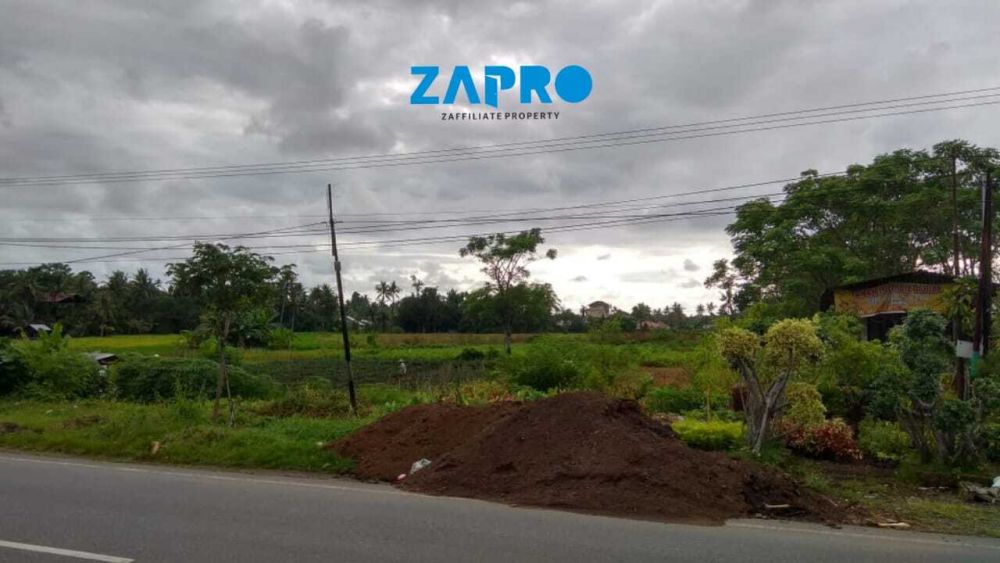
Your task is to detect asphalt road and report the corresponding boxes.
[1,453,998,562]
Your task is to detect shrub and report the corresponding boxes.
[255,384,351,418]
[672,419,744,451]
[113,356,276,402]
[456,347,486,361]
[782,382,826,429]
[858,418,911,462]
[783,418,862,462]
[12,326,103,398]
[644,386,728,415]
[510,342,586,391]
[980,423,1000,462]
[266,327,295,350]
[0,338,30,396]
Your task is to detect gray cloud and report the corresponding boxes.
[680,279,700,289]
[2,0,1000,311]
[683,259,699,272]
[571,275,587,282]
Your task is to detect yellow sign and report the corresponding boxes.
[834,282,950,317]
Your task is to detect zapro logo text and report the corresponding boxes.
[410,65,592,108]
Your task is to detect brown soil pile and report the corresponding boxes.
[335,393,859,524]
[331,402,521,480]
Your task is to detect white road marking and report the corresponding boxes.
[0,539,133,562]
[0,453,414,498]
[728,522,1000,551]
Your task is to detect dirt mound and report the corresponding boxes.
[331,401,521,481]
[336,393,860,524]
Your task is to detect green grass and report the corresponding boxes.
[0,398,370,473]
[778,457,1000,538]
[70,334,182,356]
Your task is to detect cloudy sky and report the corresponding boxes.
[2,0,1000,313]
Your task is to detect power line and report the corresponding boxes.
[1,90,997,188]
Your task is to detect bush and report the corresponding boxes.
[783,418,862,462]
[643,386,728,415]
[456,347,486,361]
[510,342,586,391]
[979,423,1000,462]
[266,327,296,350]
[113,356,276,402]
[0,338,30,395]
[782,382,826,428]
[12,327,103,398]
[858,418,911,462]
[672,419,744,451]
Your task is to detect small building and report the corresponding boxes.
[822,271,956,341]
[87,352,119,367]
[23,324,52,339]
[638,320,669,331]
[585,300,612,320]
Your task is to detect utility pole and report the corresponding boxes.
[972,169,993,394]
[327,183,357,413]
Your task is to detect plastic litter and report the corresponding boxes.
[992,476,999,489]
[409,458,432,475]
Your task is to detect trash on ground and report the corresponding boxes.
[409,458,432,475]
[876,522,911,529]
[960,481,1000,504]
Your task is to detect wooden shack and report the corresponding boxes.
[822,271,955,341]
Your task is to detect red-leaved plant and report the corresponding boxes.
[779,418,862,462]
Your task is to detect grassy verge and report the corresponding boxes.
[787,458,1000,538]
[0,398,371,473]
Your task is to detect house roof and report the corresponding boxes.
[87,352,118,364]
[27,323,51,331]
[832,270,956,291]
[588,300,611,308]
[33,291,84,304]
[819,270,962,311]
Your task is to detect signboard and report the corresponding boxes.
[833,282,950,317]
[955,340,974,359]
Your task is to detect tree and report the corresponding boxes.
[460,228,557,354]
[719,142,999,316]
[168,243,278,424]
[719,319,824,454]
[631,303,652,323]
[409,275,424,297]
[704,259,739,317]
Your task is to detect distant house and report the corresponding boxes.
[638,320,668,331]
[87,352,119,367]
[23,324,52,339]
[585,301,613,320]
[32,291,84,304]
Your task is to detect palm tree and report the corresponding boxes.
[375,281,392,331]
[410,275,424,296]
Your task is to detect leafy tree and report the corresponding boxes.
[704,259,740,316]
[168,243,278,424]
[871,309,981,464]
[460,228,557,354]
[718,142,999,316]
[631,303,652,323]
[461,283,557,333]
[719,319,824,454]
